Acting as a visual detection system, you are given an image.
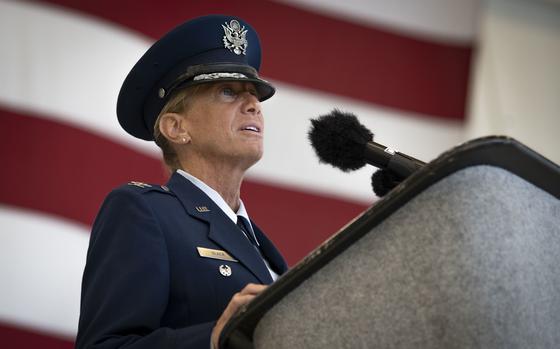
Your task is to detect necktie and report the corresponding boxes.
[237,215,260,248]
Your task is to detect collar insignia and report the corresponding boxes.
[222,20,247,55]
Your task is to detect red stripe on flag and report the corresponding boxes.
[36,0,472,120]
[0,107,168,227]
[242,178,368,265]
[0,322,73,349]
[0,106,367,265]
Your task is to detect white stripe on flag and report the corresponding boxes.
[0,205,89,339]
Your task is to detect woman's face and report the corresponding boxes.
[183,81,264,169]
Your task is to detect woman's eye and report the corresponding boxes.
[221,87,236,97]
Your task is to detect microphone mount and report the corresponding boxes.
[364,142,425,180]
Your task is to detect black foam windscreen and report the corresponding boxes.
[371,169,401,197]
[308,109,373,172]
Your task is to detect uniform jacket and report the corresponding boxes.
[76,172,288,348]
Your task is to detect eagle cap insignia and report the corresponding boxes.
[222,20,248,55]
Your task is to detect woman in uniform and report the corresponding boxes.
[76,15,287,349]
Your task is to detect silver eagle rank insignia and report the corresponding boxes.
[222,20,248,55]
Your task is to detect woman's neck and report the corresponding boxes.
[180,158,246,212]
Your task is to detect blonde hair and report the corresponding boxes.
[153,85,207,171]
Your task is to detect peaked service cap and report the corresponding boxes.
[116,15,275,141]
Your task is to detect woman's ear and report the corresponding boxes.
[158,113,191,145]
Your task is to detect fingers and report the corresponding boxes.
[239,283,267,296]
[211,283,268,348]
[227,293,257,312]
[223,284,267,317]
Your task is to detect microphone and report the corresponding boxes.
[370,169,401,197]
[308,109,426,195]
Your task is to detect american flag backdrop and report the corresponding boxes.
[0,0,480,346]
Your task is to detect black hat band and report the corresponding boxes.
[160,63,261,99]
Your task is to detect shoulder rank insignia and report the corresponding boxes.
[222,20,247,55]
[195,206,210,213]
[128,181,152,188]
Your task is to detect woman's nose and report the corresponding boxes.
[242,92,261,115]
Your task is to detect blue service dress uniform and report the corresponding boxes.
[75,172,288,348]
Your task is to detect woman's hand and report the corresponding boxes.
[211,283,267,348]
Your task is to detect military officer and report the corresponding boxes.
[75,15,288,349]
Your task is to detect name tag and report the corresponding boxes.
[197,247,238,262]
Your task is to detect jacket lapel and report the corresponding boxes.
[252,222,288,275]
[167,173,273,284]
[207,218,273,284]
